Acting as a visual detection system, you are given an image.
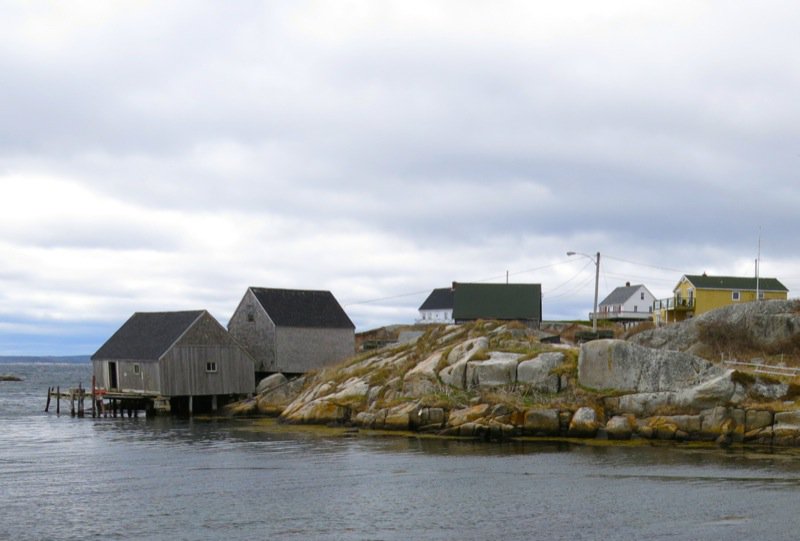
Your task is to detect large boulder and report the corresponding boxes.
[522,408,561,435]
[675,371,736,409]
[256,375,306,414]
[517,352,564,393]
[448,404,490,427]
[403,350,445,397]
[616,392,674,416]
[578,340,722,393]
[773,410,800,443]
[606,416,633,439]
[568,407,599,437]
[631,299,800,353]
[281,399,350,424]
[465,353,520,388]
[383,402,419,430]
[438,337,490,390]
[256,373,288,395]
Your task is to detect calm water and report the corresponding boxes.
[2,364,800,541]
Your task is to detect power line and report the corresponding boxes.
[343,259,574,307]
[342,289,432,307]
[602,254,686,274]
[544,259,593,296]
[545,273,596,300]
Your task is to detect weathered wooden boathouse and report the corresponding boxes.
[228,287,355,377]
[92,310,255,415]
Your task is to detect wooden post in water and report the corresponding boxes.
[70,390,75,417]
[91,376,96,418]
[56,386,60,415]
[45,387,52,412]
[77,383,83,418]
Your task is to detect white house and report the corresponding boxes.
[596,282,655,322]
[417,287,454,324]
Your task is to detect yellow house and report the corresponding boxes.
[653,274,788,325]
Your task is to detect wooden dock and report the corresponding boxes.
[45,376,170,418]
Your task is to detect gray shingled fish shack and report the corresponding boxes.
[228,287,355,377]
[91,310,255,414]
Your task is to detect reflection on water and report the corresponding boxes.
[4,364,800,540]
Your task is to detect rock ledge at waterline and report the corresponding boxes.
[228,301,800,447]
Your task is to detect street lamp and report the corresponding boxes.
[567,251,601,333]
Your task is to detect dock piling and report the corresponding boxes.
[91,376,96,418]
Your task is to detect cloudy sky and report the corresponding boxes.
[2,1,800,355]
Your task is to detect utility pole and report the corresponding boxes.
[567,251,601,333]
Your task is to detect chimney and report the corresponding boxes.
[625,281,630,287]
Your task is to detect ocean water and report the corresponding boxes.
[2,363,800,540]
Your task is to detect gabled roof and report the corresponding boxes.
[91,311,204,361]
[599,284,647,306]
[452,283,541,321]
[419,288,454,311]
[250,287,354,329]
[680,275,788,292]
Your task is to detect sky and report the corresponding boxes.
[2,1,800,355]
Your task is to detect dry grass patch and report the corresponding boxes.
[623,321,655,339]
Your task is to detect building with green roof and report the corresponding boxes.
[452,282,542,327]
[653,274,789,324]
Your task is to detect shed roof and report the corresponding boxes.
[681,275,788,292]
[419,288,455,310]
[599,284,645,306]
[250,287,354,329]
[91,310,205,361]
[452,283,541,321]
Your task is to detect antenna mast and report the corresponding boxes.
[756,227,761,300]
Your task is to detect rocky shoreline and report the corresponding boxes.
[228,300,800,448]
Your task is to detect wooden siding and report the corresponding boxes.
[160,345,254,396]
[92,359,161,393]
[228,289,277,372]
[160,312,254,397]
[275,326,355,373]
[695,288,787,314]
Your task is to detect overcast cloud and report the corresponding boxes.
[2,1,800,355]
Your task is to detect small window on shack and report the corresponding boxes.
[133,363,140,375]
[247,312,255,322]
[206,362,218,373]
[732,290,741,301]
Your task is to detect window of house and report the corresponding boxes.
[247,312,255,322]
[133,363,140,375]
[732,291,741,301]
[641,292,645,300]
[634,306,638,312]
[206,362,218,373]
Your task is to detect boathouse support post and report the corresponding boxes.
[77,383,84,418]
[56,386,60,415]
[91,376,96,418]
[188,395,193,415]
